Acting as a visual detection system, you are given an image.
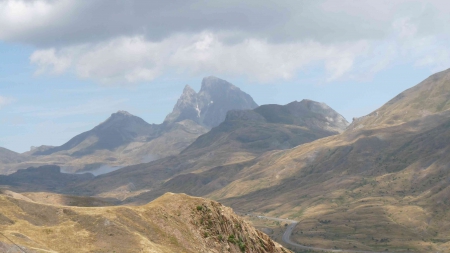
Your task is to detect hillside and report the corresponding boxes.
[185,99,348,154]
[0,115,207,175]
[6,70,450,251]
[0,147,23,164]
[207,69,450,252]
[0,165,94,192]
[350,68,450,130]
[34,111,161,156]
[0,76,257,175]
[0,191,289,253]
[67,99,347,200]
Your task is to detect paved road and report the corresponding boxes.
[256,216,413,253]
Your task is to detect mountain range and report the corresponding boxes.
[3,70,450,252]
[0,76,258,174]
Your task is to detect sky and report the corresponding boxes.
[1,0,450,153]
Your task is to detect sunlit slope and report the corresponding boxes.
[205,71,450,252]
[351,68,450,130]
[73,100,347,200]
[0,191,289,253]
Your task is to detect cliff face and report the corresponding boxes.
[164,76,258,128]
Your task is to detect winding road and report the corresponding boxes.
[256,216,413,253]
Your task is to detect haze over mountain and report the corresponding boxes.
[4,2,450,253]
[0,147,24,165]
[9,68,449,252]
[3,69,450,252]
[35,111,161,156]
[46,98,348,200]
[0,96,349,205]
[0,76,258,175]
[164,76,258,128]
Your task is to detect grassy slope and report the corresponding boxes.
[210,70,450,252]
[73,102,345,200]
[0,120,207,175]
[0,191,289,253]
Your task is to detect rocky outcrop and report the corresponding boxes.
[0,191,290,253]
[164,76,258,128]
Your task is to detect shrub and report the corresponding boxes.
[228,234,236,243]
[238,239,246,252]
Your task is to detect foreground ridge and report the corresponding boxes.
[0,191,290,253]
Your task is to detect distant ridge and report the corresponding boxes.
[34,110,160,156]
[0,76,258,174]
[0,147,22,164]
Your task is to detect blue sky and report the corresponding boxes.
[0,0,449,152]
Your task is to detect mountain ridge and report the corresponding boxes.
[59,98,348,203]
[0,190,290,253]
[34,110,161,157]
[349,67,450,130]
[0,76,258,174]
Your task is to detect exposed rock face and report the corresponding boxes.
[165,76,258,128]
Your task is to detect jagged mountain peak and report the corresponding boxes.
[164,76,258,128]
[182,84,196,94]
[200,76,236,91]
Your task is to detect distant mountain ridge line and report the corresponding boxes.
[0,76,261,174]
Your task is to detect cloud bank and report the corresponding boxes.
[1,0,449,83]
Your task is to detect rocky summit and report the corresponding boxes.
[164,76,258,128]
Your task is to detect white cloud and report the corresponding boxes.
[30,33,372,83]
[1,0,449,84]
[0,96,14,108]
[0,0,74,42]
[30,48,72,75]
